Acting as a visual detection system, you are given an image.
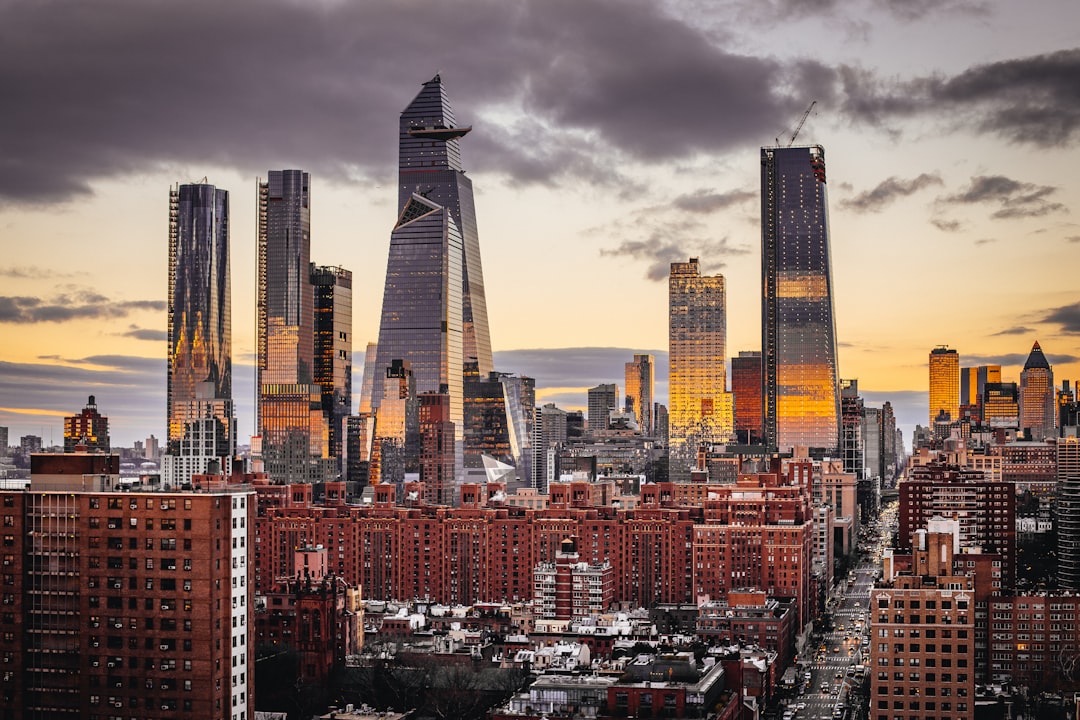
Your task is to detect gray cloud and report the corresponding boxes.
[600,234,751,281]
[839,173,942,212]
[1067,235,1080,243]
[673,190,756,214]
[941,175,1065,219]
[974,237,998,245]
[992,326,1035,336]
[0,292,165,323]
[0,0,831,204]
[1043,303,1080,334]
[963,350,1080,366]
[121,326,168,342]
[842,48,1080,146]
[930,218,962,232]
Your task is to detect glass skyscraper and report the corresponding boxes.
[1020,341,1055,440]
[625,354,654,436]
[928,345,960,426]
[167,182,234,458]
[312,265,353,461]
[257,169,332,482]
[668,258,732,481]
[370,75,494,493]
[761,145,840,454]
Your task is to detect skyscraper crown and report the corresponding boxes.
[1024,341,1051,370]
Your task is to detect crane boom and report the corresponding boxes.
[788,101,817,146]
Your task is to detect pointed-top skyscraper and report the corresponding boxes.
[370,75,494,494]
[761,145,840,454]
[1020,340,1055,439]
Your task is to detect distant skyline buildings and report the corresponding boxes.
[1020,340,1055,440]
[166,182,235,464]
[761,145,840,455]
[668,257,732,481]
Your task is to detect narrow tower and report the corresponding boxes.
[761,145,840,454]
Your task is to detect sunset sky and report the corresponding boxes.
[1,0,1078,448]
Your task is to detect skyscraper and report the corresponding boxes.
[257,169,332,483]
[761,145,840,454]
[928,345,960,427]
[668,257,732,480]
[167,182,235,465]
[1059,435,1080,590]
[369,75,494,495]
[1020,340,1055,439]
[731,350,763,445]
[312,265,353,461]
[587,383,619,432]
[625,354,654,435]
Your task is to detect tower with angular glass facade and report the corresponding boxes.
[167,182,235,468]
[370,75,494,496]
[257,169,332,483]
[668,258,733,481]
[625,354,654,436]
[761,145,840,454]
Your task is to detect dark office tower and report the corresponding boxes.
[731,351,763,445]
[761,146,840,454]
[1020,341,1055,440]
[669,258,733,481]
[312,265,353,461]
[625,354,654,435]
[357,342,378,414]
[63,394,110,452]
[463,369,535,484]
[839,379,863,478]
[167,182,235,459]
[370,75,495,496]
[257,169,331,483]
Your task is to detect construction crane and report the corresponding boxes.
[786,101,816,146]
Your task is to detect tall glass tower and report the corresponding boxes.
[1020,341,1055,439]
[257,169,331,482]
[761,145,840,454]
[668,258,732,481]
[167,182,235,470]
[625,354,654,436]
[370,75,494,493]
[928,345,960,427]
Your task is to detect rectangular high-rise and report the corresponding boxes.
[731,351,763,445]
[167,182,235,472]
[761,145,840,454]
[928,345,960,426]
[624,354,654,436]
[668,258,732,481]
[311,265,353,461]
[257,170,331,483]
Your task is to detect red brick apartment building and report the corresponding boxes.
[1,453,253,720]
[254,463,816,627]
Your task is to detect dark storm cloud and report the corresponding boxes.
[494,348,668,393]
[993,326,1035,336]
[0,291,165,323]
[1043,303,1080,334]
[841,49,1080,146]
[839,173,942,212]
[673,190,756,214]
[0,0,826,203]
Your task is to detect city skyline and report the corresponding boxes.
[1,0,1079,447]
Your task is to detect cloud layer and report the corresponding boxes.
[2,0,1077,204]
